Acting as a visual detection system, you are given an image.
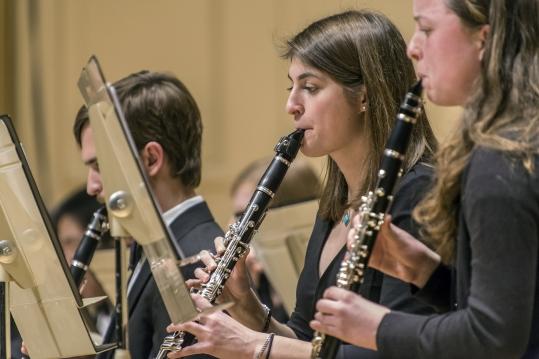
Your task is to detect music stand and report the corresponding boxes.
[0,115,116,358]
[77,56,198,327]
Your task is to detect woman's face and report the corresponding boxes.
[57,215,84,262]
[408,0,486,106]
[230,181,255,223]
[286,57,364,159]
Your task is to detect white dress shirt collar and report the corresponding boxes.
[162,195,204,226]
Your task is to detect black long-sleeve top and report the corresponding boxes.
[378,147,539,358]
[287,163,437,358]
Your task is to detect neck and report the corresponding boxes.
[330,135,370,203]
[154,180,196,213]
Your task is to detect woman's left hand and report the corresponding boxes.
[310,286,390,351]
[166,294,265,359]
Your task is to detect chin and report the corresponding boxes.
[300,146,326,158]
[426,87,466,107]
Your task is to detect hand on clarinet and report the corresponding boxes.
[358,215,441,288]
[310,286,389,351]
[165,294,265,359]
[187,236,255,310]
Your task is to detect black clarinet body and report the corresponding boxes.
[155,129,304,359]
[70,206,108,287]
[312,81,424,359]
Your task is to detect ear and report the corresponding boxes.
[141,141,165,177]
[476,24,490,60]
[357,86,368,113]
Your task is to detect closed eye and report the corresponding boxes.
[419,27,432,36]
[303,85,318,94]
[85,158,100,172]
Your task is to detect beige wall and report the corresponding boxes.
[0,0,13,116]
[3,0,461,227]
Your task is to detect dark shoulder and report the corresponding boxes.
[311,214,331,235]
[399,162,434,189]
[303,214,331,256]
[464,146,539,200]
[390,162,434,236]
[392,162,434,208]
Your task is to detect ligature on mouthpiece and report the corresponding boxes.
[275,129,305,161]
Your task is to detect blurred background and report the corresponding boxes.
[0,0,461,227]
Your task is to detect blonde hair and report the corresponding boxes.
[414,0,539,263]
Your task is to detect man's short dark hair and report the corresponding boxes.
[73,71,203,188]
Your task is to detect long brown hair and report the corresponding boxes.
[283,10,438,222]
[414,0,539,263]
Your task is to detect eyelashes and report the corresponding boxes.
[286,85,319,94]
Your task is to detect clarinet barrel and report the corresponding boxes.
[70,206,109,287]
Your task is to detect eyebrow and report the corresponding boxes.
[84,157,98,166]
[287,72,322,81]
[415,13,437,24]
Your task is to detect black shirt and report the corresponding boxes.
[378,147,539,358]
[288,163,436,358]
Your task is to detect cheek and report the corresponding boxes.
[300,130,330,158]
[326,104,360,140]
[428,44,480,105]
[300,138,324,157]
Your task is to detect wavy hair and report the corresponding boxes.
[414,0,539,263]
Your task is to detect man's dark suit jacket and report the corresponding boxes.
[99,201,222,359]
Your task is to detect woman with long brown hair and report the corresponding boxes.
[166,10,438,359]
[312,0,539,357]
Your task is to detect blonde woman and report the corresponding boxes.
[312,1,539,358]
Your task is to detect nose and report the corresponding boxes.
[86,168,103,198]
[407,33,422,61]
[286,91,304,117]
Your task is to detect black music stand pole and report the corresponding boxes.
[1,270,11,359]
[110,218,130,359]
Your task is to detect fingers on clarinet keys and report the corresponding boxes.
[178,250,218,286]
[214,236,226,254]
[194,266,215,283]
[178,249,217,268]
[187,281,203,294]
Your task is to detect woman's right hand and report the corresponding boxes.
[188,236,255,310]
[166,294,264,359]
[353,215,441,288]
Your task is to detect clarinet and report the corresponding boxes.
[155,129,304,359]
[311,80,423,359]
[70,206,109,287]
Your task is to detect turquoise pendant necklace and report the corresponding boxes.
[342,209,351,226]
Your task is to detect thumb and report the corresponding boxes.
[232,247,249,279]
